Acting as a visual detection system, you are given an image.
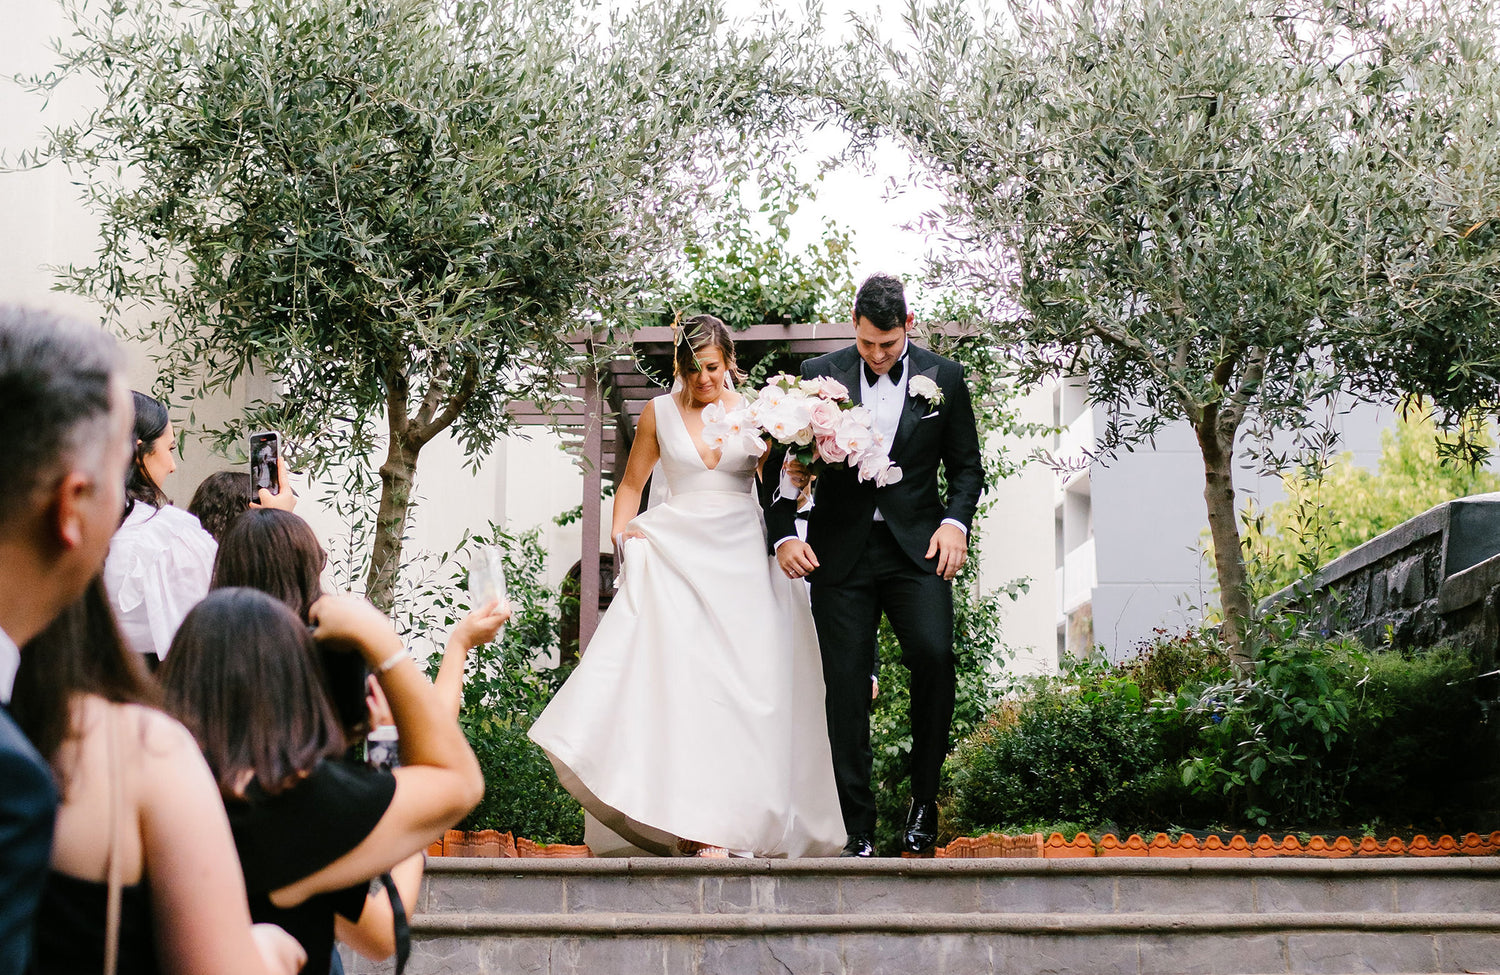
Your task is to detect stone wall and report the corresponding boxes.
[1262,495,1500,816]
[1261,494,1500,675]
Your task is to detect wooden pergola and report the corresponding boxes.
[508,321,974,652]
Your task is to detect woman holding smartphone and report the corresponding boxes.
[103,394,294,662]
[159,588,484,974]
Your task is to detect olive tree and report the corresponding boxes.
[837,0,1500,660]
[34,0,801,609]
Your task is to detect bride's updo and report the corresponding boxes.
[672,314,742,401]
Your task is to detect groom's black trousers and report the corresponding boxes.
[808,521,956,835]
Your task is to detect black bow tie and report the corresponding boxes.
[864,356,905,386]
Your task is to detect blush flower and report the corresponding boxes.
[908,375,943,406]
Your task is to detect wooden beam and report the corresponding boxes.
[579,361,604,654]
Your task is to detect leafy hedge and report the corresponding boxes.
[944,626,1485,838]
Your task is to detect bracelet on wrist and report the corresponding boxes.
[375,646,410,674]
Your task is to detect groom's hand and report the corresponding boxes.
[776,539,820,580]
[926,523,969,581]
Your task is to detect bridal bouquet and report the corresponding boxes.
[701,374,903,491]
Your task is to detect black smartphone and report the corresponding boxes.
[249,430,281,496]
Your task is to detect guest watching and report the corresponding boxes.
[212,508,511,726]
[159,589,484,975]
[11,580,305,975]
[210,509,366,739]
[102,392,219,663]
[188,470,254,542]
[0,306,132,974]
[104,395,296,663]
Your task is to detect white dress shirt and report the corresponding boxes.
[860,348,909,524]
[103,502,218,659]
[0,626,18,705]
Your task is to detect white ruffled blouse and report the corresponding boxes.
[103,502,218,659]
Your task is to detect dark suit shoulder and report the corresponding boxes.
[801,346,857,378]
[908,343,965,376]
[0,713,55,805]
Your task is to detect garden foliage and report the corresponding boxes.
[400,523,584,844]
[945,622,1483,838]
[1237,416,1500,599]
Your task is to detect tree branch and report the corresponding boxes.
[414,354,450,430]
[1088,318,1206,424]
[410,356,480,449]
[384,353,411,438]
[1219,347,1266,443]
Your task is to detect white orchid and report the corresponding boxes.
[835,420,873,459]
[762,401,811,444]
[752,382,788,416]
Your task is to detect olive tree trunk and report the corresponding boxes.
[364,357,480,614]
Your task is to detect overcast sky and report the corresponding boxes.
[720,0,954,309]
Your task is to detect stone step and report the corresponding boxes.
[348,857,1500,975]
[417,856,1500,919]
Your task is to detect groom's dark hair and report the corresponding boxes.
[854,273,908,332]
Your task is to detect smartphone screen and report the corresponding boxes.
[249,431,281,496]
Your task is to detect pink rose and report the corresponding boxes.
[816,433,850,464]
[808,398,841,437]
[819,377,850,402]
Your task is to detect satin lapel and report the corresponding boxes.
[830,352,863,408]
[889,362,938,460]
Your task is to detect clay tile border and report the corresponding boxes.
[428,828,1500,859]
[514,836,592,858]
[1098,833,1150,857]
[1042,832,1097,858]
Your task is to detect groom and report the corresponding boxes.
[765,273,985,857]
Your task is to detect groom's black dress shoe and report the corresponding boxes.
[901,801,939,857]
[840,833,876,858]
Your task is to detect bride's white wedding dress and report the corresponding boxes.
[529,393,845,857]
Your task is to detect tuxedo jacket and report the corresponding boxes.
[0,706,56,974]
[764,343,985,587]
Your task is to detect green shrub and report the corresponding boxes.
[945,666,1172,835]
[1343,645,1481,825]
[459,711,584,843]
[1161,637,1364,827]
[945,624,1484,837]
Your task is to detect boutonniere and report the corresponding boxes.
[908,375,943,407]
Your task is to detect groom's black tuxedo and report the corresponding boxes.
[764,341,984,837]
[764,343,985,579]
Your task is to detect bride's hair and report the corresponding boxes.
[672,314,741,399]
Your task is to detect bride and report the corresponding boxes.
[529,315,845,858]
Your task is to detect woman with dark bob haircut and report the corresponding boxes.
[213,508,510,733]
[159,588,482,975]
[187,470,254,543]
[11,579,305,975]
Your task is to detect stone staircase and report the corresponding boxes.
[355,856,1500,974]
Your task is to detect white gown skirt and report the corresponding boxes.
[529,486,845,857]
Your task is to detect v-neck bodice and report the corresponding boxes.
[654,394,757,497]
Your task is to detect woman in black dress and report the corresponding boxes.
[11,578,306,975]
[160,588,483,975]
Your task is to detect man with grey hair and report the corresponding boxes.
[0,306,132,972]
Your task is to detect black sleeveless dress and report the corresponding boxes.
[32,872,159,975]
[228,760,397,975]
